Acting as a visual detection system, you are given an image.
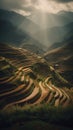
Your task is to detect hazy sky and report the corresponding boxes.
[0,0,73,16]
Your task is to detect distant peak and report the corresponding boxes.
[58,10,73,15]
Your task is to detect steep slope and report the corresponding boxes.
[0,20,45,55]
[0,43,73,111]
[0,9,46,54]
[44,42,73,66]
[44,42,73,83]
[0,9,40,33]
[0,43,40,67]
[0,19,29,45]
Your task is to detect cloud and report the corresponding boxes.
[30,0,73,13]
[54,0,73,3]
[0,0,32,16]
[0,0,73,15]
[0,0,27,10]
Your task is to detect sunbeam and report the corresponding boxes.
[6,0,73,48]
[20,0,51,47]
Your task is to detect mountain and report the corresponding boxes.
[0,9,41,37]
[47,22,73,51]
[0,19,29,45]
[35,22,73,47]
[48,22,73,43]
[1,9,73,47]
[29,11,73,46]
[0,19,45,55]
[20,10,73,47]
[0,9,46,54]
[0,9,73,48]
[29,10,73,29]
[47,36,73,52]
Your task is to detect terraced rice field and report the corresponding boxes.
[0,44,73,111]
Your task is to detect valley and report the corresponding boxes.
[0,7,73,130]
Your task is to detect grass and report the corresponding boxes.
[0,104,73,128]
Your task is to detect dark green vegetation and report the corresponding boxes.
[0,105,73,129]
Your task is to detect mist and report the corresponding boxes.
[0,0,73,47]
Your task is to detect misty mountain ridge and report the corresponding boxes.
[0,9,73,56]
[0,19,45,55]
[29,10,73,29]
[0,9,73,48]
[0,9,41,34]
[0,9,47,53]
[0,19,28,45]
[1,9,73,29]
[35,22,73,47]
[46,22,73,51]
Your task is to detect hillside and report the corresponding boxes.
[0,9,40,32]
[0,9,45,54]
[0,9,42,42]
[0,43,73,112]
[44,42,73,66]
[44,42,73,83]
[0,20,45,55]
[0,43,41,67]
[0,19,29,45]
[0,43,73,129]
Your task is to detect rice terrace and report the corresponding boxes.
[0,43,73,130]
[0,0,73,130]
